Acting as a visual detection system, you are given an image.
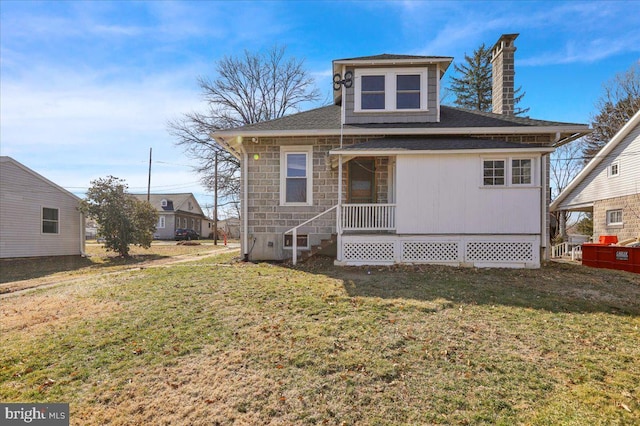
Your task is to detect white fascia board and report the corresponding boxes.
[213,125,590,139]
[213,135,243,160]
[329,147,554,156]
[550,109,640,209]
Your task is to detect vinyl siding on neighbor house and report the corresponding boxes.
[0,157,83,258]
[556,125,640,209]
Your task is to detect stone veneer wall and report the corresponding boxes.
[593,194,640,243]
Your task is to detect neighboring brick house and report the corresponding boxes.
[214,34,590,268]
[132,193,208,240]
[551,109,640,244]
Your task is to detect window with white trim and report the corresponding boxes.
[280,146,313,206]
[355,68,429,112]
[606,209,623,226]
[482,157,536,187]
[42,207,59,234]
[158,216,165,229]
[609,162,619,177]
[511,159,532,185]
[161,199,167,207]
[483,160,505,186]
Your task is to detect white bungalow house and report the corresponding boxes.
[131,193,208,240]
[213,34,590,268]
[0,156,85,258]
[551,109,640,244]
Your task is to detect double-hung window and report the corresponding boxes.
[42,207,59,234]
[355,68,428,112]
[280,146,313,205]
[361,76,385,110]
[396,74,421,109]
[607,209,623,226]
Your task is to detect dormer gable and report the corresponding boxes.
[332,54,453,125]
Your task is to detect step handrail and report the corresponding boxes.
[284,205,338,265]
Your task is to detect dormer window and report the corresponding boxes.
[361,76,385,109]
[354,68,429,113]
[161,199,168,207]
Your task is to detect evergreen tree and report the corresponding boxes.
[80,176,158,257]
[449,43,528,115]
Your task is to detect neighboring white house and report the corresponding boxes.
[551,109,640,244]
[213,34,590,268]
[0,156,85,258]
[131,193,208,240]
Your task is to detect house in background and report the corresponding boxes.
[551,109,640,244]
[0,156,85,258]
[132,193,208,240]
[213,34,590,268]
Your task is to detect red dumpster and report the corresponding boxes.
[598,235,618,244]
[582,244,640,273]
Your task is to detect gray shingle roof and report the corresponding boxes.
[333,137,548,151]
[221,104,586,134]
[334,54,454,62]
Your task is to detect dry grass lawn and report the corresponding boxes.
[1,251,639,425]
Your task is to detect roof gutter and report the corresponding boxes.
[213,125,590,139]
[329,147,555,156]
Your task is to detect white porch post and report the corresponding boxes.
[337,154,343,262]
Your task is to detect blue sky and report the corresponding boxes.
[1,0,639,217]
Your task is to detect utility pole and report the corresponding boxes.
[147,147,152,202]
[214,151,218,245]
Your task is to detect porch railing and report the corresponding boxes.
[285,205,337,265]
[551,242,583,260]
[341,203,396,231]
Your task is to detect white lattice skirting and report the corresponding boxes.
[339,235,540,268]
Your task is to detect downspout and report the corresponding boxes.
[241,142,249,261]
[80,211,87,256]
[541,153,549,261]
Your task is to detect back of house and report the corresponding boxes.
[213,34,590,268]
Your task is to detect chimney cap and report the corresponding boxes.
[491,33,519,56]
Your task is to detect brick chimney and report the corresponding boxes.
[491,33,519,115]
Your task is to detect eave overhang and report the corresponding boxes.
[212,125,590,140]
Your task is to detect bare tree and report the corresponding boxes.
[582,61,640,162]
[168,45,321,203]
[550,140,586,241]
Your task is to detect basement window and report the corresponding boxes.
[284,234,309,249]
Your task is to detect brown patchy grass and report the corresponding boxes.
[1,255,639,425]
[0,241,230,293]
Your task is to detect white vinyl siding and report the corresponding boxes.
[555,125,640,209]
[396,154,541,234]
[0,157,83,258]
